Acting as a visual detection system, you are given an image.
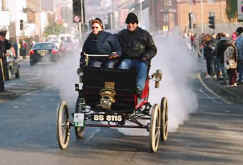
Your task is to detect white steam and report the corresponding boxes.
[150,30,199,132]
[100,0,112,9]
[33,52,80,106]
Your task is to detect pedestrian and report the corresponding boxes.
[117,12,157,95]
[11,38,18,59]
[232,32,237,41]
[0,27,12,92]
[215,33,232,85]
[235,27,243,84]
[202,34,215,79]
[20,40,27,59]
[81,18,121,68]
[224,43,238,87]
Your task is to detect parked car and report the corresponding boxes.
[29,42,60,66]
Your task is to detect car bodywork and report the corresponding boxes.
[29,42,59,66]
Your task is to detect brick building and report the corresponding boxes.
[41,0,55,11]
[176,0,229,33]
[149,0,177,32]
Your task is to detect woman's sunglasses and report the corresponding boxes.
[92,26,99,29]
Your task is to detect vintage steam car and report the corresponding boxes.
[56,54,168,153]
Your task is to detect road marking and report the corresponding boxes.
[197,73,231,104]
[199,88,222,104]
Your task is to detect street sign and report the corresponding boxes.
[238,0,243,21]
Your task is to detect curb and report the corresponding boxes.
[0,90,18,103]
[198,73,243,104]
[197,73,231,104]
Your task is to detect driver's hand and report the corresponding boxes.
[141,56,148,62]
[109,52,119,59]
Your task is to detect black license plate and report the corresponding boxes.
[92,114,123,122]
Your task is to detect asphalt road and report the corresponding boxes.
[0,62,243,165]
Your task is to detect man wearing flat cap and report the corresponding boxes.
[118,12,157,96]
[0,27,12,92]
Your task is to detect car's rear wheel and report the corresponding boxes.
[7,66,13,80]
[30,60,35,66]
[15,67,20,79]
[149,104,161,153]
[160,97,168,141]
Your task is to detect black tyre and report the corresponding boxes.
[30,61,34,66]
[160,97,168,141]
[74,97,85,139]
[7,67,12,80]
[57,101,70,150]
[15,68,20,79]
[149,104,161,153]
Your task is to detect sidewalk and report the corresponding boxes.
[200,72,243,104]
[0,60,42,103]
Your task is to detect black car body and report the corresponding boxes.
[29,42,59,66]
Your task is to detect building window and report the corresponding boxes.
[163,0,168,8]
[163,14,169,23]
[208,0,216,3]
[163,0,173,8]
[168,0,172,6]
[209,11,215,17]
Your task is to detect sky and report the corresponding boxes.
[56,0,118,21]
[85,0,112,19]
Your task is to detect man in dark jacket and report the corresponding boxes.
[81,18,121,68]
[215,33,232,84]
[235,27,243,84]
[118,13,157,95]
[0,28,11,92]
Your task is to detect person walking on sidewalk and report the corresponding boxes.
[201,34,216,79]
[224,43,238,87]
[20,40,27,59]
[235,27,243,84]
[0,27,12,92]
[215,33,232,85]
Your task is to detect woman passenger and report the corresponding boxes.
[81,18,121,68]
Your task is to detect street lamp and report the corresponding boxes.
[140,0,144,28]
[200,0,204,33]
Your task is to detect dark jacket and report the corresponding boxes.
[0,39,11,56]
[215,38,233,63]
[0,39,11,84]
[117,27,157,63]
[82,31,121,56]
[236,33,243,61]
[203,41,214,60]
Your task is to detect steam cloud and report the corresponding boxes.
[150,30,200,132]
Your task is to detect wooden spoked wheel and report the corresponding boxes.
[57,101,70,150]
[160,97,168,141]
[149,104,161,152]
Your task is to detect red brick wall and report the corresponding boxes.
[177,0,229,32]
